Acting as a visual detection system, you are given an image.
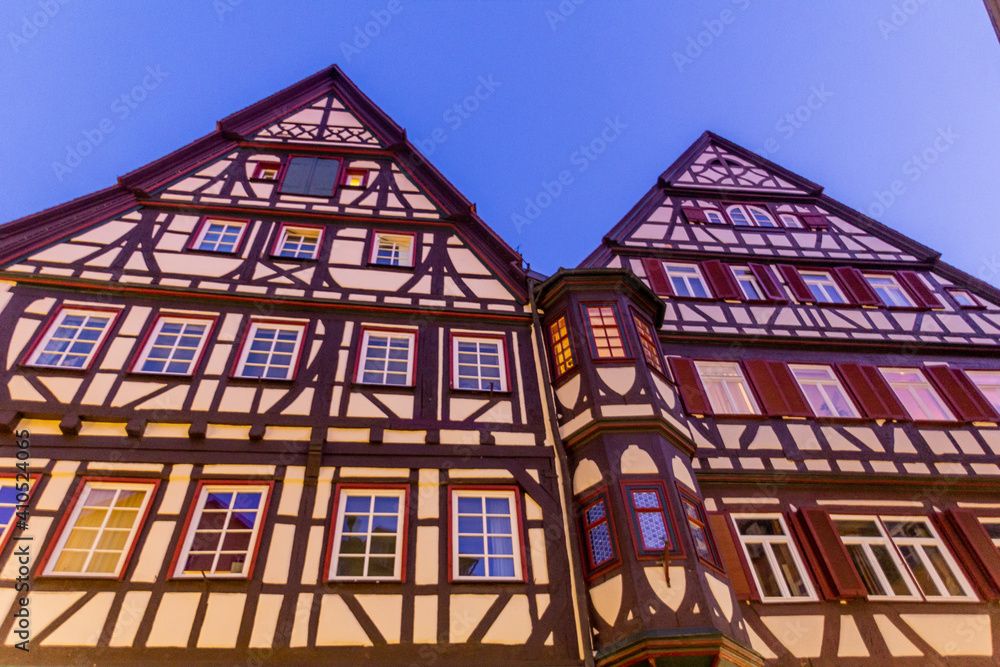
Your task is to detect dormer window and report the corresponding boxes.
[704,209,726,224]
[948,289,983,309]
[779,213,804,229]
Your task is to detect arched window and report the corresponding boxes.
[748,206,777,227]
[779,213,803,229]
[726,205,752,226]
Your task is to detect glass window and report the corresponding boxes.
[275,226,321,259]
[880,368,954,421]
[548,315,575,377]
[632,314,664,375]
[734,514,816,601]
[330,489,406,580]
[134,316,211,375]
[584,305,628,360]
[453,336,507,391]
[174,484,268,578]
[695,361,760,415]
[834,516,917,599]
[623,484,679,558]
[948,289,981,308]
[452,490,522,580]
[801,271,847,304]
[980,519,1000,549]
[581,494,617,571]
[28,308,115,369]
[967,371,1000,413]
[358,330,415,386]
[664,263,711,298]
[235,322,304,380]
[252,162,281,181]
[371,233,414,267]
[865,274,915,308]
[704,209,726,224]
[732,266,764,301]
[194,219,245,253]
[790,364,860,418]
[44,482,155,577]
[780,213,803,229]
[0,482,24,549]
[343,169,369,187]
[726,205,752,226]
[679,490,720,568]
[748,206,778,227]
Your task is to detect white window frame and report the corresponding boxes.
[28,308,117,370]
[789,364,860,418]
[173,483,269,579]
[833,515,920,601]
[966,371,1000,414]
[865,274,915,308]
[329,488,407,581]
[133,315,213,376]
[695,361,760,415]
[234,321,305,380]
[357,329,416,386]
[726,205,753,226]
[452,335,508,392]
[880,367,954,421]
[451,489,523,581]
[704,209,726,225]
[370,232,414,268]
[948,289,981,308]
[747,206,778,227]
[193,218,247,253]
[43,481,155,578]
[979,518,1000,549]
[779,213,803,229]
[274,225,322,260]
[664,262,712,299]
[731,266,764,301]
[732,514,817,602]
[800,271,848,304]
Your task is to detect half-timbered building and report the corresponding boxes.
[1,67,999,666]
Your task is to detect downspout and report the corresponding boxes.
[528,276,595,667]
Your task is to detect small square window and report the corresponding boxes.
[357,329,416,386]
[452,335,507,391]
[252,162,282,181]
[695,361,760,415]
[329,487,407,580]
[133,315,214,376]
[664,263,711,298]
[27,307,118,370]
[274,225,322,260]
[370,232,414,268]
[583,304,629,360]
[234,321,305,380]
[865,274,915,308]
[580,491,619,574]
[451,489,523,581]
[547,314,576,378]
[733,514,816,601]
[790,364,859,418]
[800,271,847,304]
[174,483,269,578]
[880,367,954,421]
[948,289,982,309]
[779,214,803,229]
[191,218,248,254]
[343,169,369,188]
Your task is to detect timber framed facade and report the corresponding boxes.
[1,65,999,665]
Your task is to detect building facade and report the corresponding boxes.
[1,66,999,665]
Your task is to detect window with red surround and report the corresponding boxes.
[677,486,721,570]
[631,312,664,376]
[131,314,216,376]
[579,490,619,576]
[622,481,680,559]
[327,485,408,581]
[547,314,576,379]
[24,306,120,371]
[232,320,306,381]
[189,217,248,254]
[271,223,323,260]
[252,161,282,181]
[582,304,629,360]
[342,168,369,188]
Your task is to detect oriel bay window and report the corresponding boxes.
[583,304,628,360]
[451,488,523,581]
[328,487,407,580]
[234,320,305,380]
[732,514,815,601]
[173,483,270,578]
[547,314,576,378]
[678,488,721,569]
[26,307,118,370]
[358,328,416,386]
[632,313,665,375]
[622,482,680,559]
[132,315,214,375]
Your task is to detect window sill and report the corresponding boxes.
[551,369,580,388]
[352,381,415,391]
[19,364,92,374]
[185,247,240,257]
[590,357,637,366]
[228,375,296,384]
[449,387,512,396]
[450,577,524,583]
[126,370,196,380]
[365,262,416,272]
[270,255,319,263]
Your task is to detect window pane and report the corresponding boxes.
[736,518,783,537]
[870,544,911,596]
[835,519,882,537]
[923,545,966,596]
[846,544,885,596]
[588,522,614,566]
[772,542,809,597]
[897,544,939,597]
[746,542,782,598]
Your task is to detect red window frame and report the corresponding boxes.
[546,312,577,381]
[21,304,122,371]
[367,230,417,269]
[0,471,35,558]
[269,222,325,260]
[449,332,511,393]
[621,480,682,561]
[341,168,370,188]
[167,479,274,580]
[128,312,218,376]
[581,303,631,362]
[677,485,723,572]
[251,161,283,181]
[187,216,250,254]
[37,477,161,580]
[353,326,418,387]
[578,488,620,579]
[323,483,410,582]
[447,485,528,583]
[229,318,308,381]
[631,309,665,377]
[947,288,985,310]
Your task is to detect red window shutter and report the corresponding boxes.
[667,358,713,416]
[832,267,880,306]
[681,207,709,224]
[707,513,757,601]
[924,366,1000,422]
[743,360,812,417]
[700,260,742,300]
[835,363,909,420]
[641,258,673,296]
[777,265,814,303]
[897,270,941,309]
[939,509,1000,600]
[748,264,788,302]
[801,214,829,230]
[797,508,868,599]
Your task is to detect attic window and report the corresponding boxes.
[342,169,369,188]
[278,157,341,197]
[252,162,282,181]
[779,214,804,229]
[370,232,414,268]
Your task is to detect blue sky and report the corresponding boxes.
[1,1,998,285]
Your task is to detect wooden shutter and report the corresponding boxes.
[924,366,1000,422]
[701,260,742,300]
[707,513,757,601]
[667,358,713,416]
[748,264,788,302]
[832,267,880,306]
[801,214,829,230]
[279,157,316,195]
[835,363,910,420]
[641,258,673,296]
[897,271,941,309]
[777,265,814,303]
[743,360,812,417]
[681,207,709,224]
[306,158,341,196]
[937,509,1000,600]
[796,508,868,599]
